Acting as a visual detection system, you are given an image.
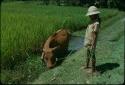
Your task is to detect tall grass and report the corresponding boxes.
[1,2,119,68]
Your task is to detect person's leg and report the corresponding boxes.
[85,48,96,73]
[84,47,91,69]
[90,49,96,72]
[92,53,96,72]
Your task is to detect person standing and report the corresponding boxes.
[83,6,101,73]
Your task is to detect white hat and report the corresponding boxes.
[86,6,100,16]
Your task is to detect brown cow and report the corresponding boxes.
[41,29,70,69]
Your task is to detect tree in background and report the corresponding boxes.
[1,0,125,11]
[107,0,116,8]
[79,0,87,6]
[65,0,70,6]
[43,0,50,5]
[56,0,60,6]
[87,0,95,6]
[116,0,125,11]
[94,0,100,8]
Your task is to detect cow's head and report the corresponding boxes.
[42,50,56,69]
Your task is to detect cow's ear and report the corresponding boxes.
[52,29,62,36]
[55,29,63,34]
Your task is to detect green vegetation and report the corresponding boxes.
[1,1,124,84]
[31,13,124,84]
[1,2,119,68]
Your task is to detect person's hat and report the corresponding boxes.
[86,6,100,16]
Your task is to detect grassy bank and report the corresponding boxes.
[31,14,124,84]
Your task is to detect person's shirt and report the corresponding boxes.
[84,21,100,47]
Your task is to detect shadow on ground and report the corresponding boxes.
[55,50,77,67]
[96,63,120,74]
[55,35,84,67]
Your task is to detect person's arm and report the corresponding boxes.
[91,23,99,49]
[91,32,97,49]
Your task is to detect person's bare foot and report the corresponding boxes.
[86,69,100,75]
[86,69,92,73]
[80,65,91,70]
[92,70,100,75]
